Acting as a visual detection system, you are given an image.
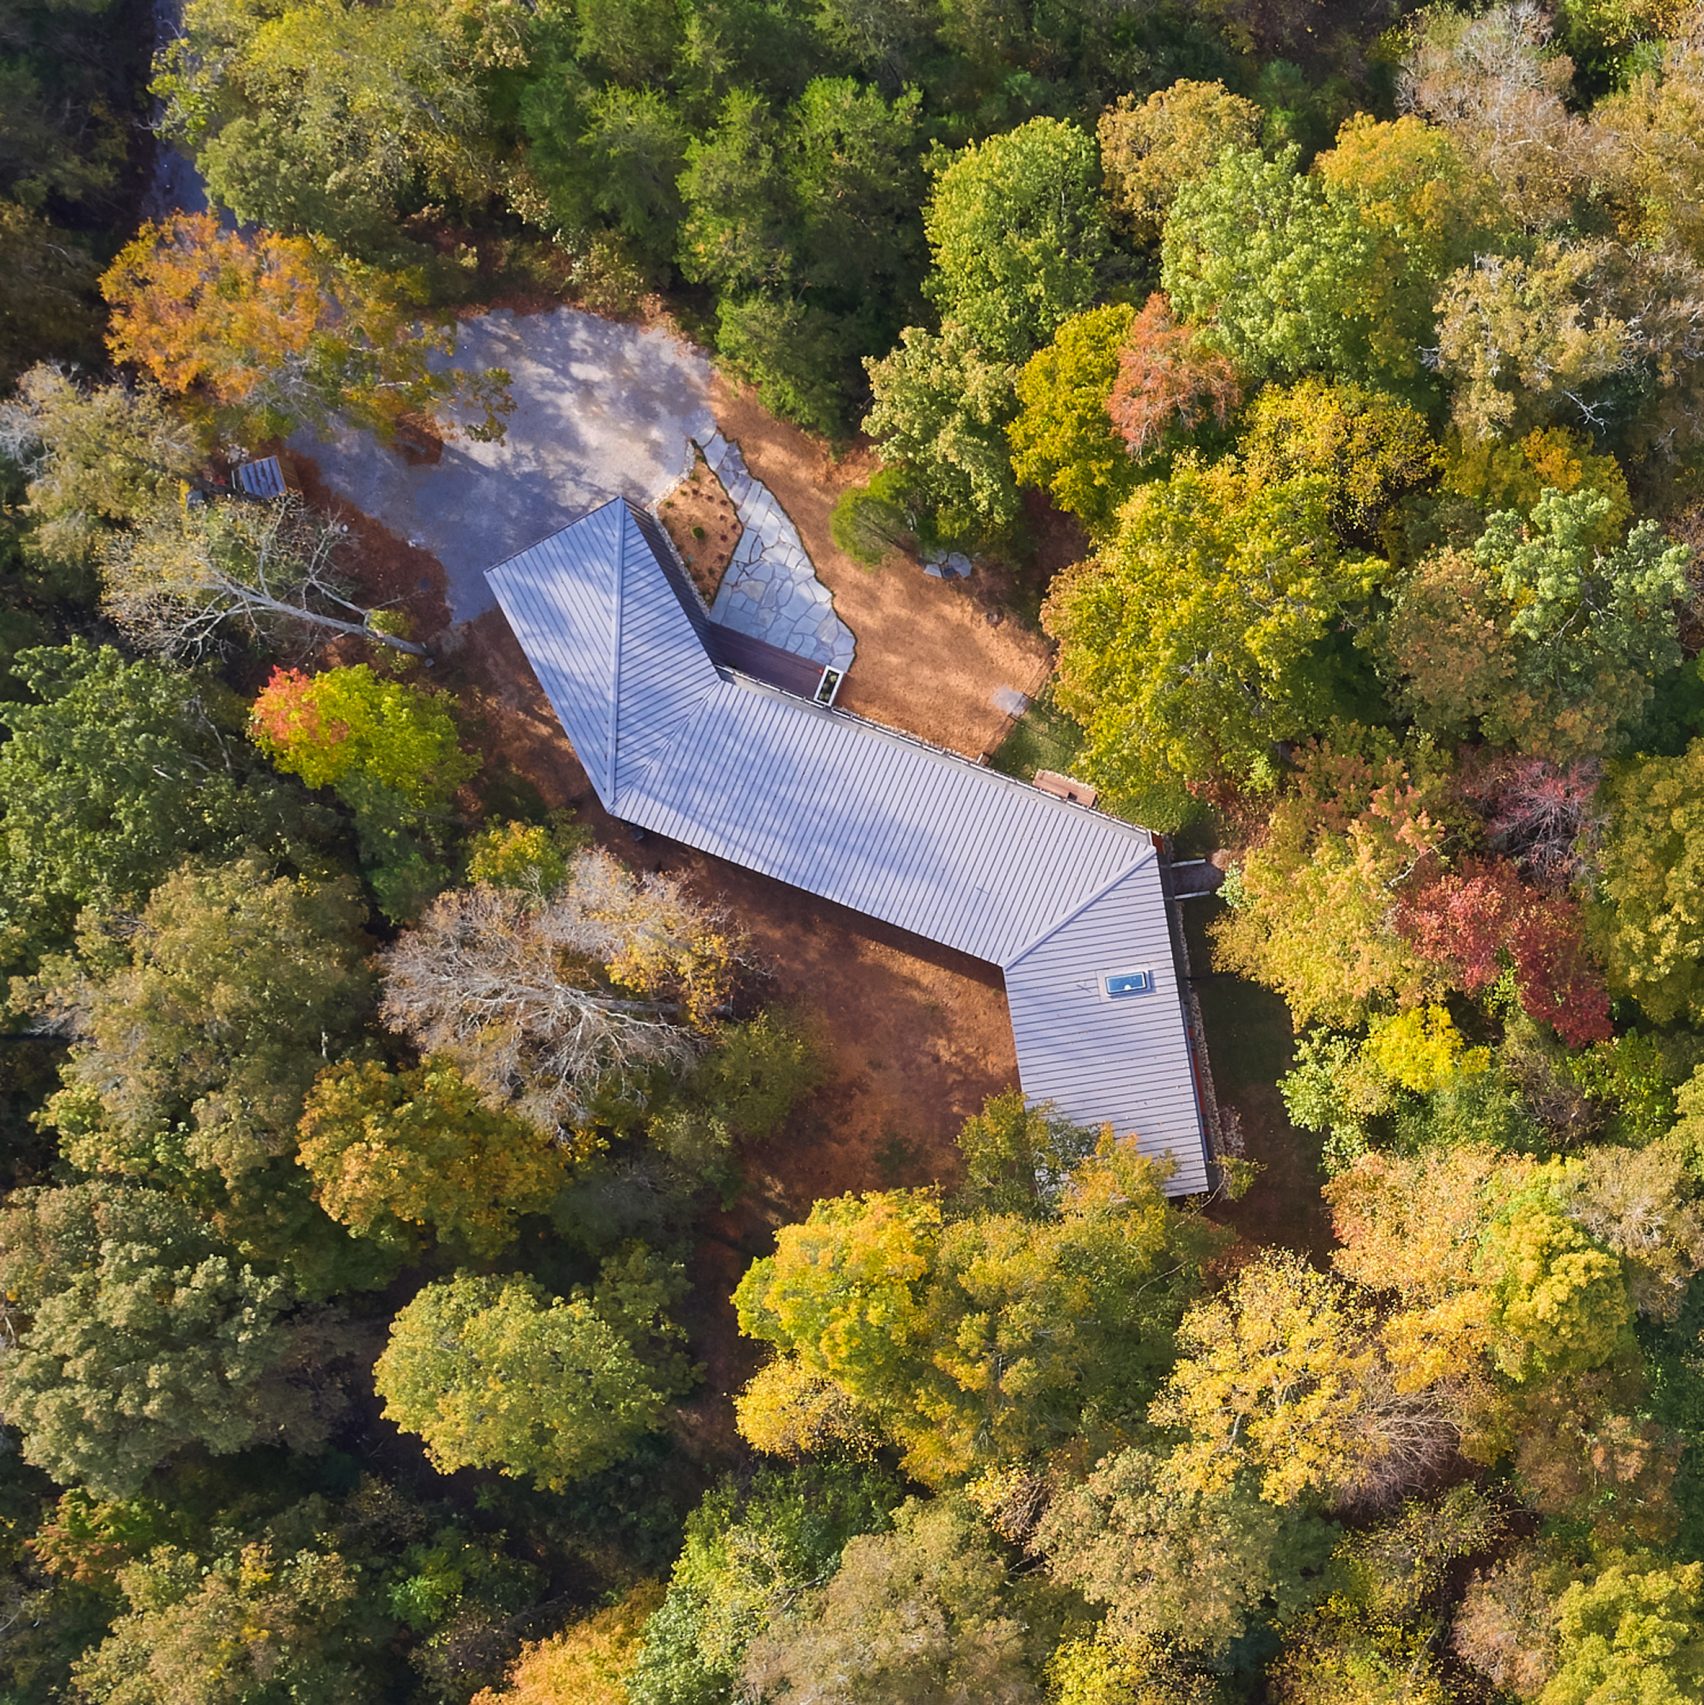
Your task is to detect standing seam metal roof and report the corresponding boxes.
[486,500,1210,1193]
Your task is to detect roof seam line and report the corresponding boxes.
[999,846,1156,970]
[606,506,627,803]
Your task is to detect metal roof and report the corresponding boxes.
[486,500,1210,1194]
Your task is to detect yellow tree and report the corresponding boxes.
[102,212,508,441]
[297,1059,568,1258]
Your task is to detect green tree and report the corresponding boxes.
[0,642,319,970]
[575,0,681,85]
[786,76,923,317]
[157,0,511,256]
[1161,147,1421,392]
[628,1462,900,1704]
[375,1260,690,1489]
[739,1496,1045,1704]
[862,320,1021,539]
[714,293,849,440]
[1043,463,1382,823]
[677,88,790,295]
[1388,488,1689,759]
[922,117,1110,363]
[27,856,374,1190]
[71,1503,386,1703]
[0,1180,332,1496]
[1037,1449,1330,1657]
[1097,79,1261,245]
[1008,303,1139,533]
[297,1059,567,1258]
[576,85,690,273]
[952,1090,1097,1218]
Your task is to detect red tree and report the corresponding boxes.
[1105,292,1242,462]
[1397,857,1611,1047]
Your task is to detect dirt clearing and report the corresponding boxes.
[709,376,1053,759]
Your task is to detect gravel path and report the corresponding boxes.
[297,307,716,622]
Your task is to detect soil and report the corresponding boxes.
[656,450,743,602]
[709,375,1054,759]
[289,452,454,646]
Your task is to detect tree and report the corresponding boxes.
[374,1263,688,1490]
[70,1505,384,1703]
[1396,858,1611,1046]
[1036,1449,1329,1658]
[1160,147,1419,391]
[1541,1554,1704,1705]
[1097,79,1261,245]
[787,76,924,319]
[473,1582,663,1705]
[573,86,690,273]
[575,0,680,85]
[1433,243,1634,441]
[1594,28,1704,256]
[297,1059,567,1258]
[1440,426,1631,535]
[0,1180,333,1497]
[1384,489,1689,759]
[27,856,374,1189]
[0,364,202,569]
[157,0,512,256]
[829,466,920,565]
[1592,738,1704,1024]
[627,1463,900,1703]
[0,642,319,969]
[1238,379,1439,542]
[734,1143,1219,1485]
[952,1090,1098,1218]
[1008,303,1138,532]
[1398,0,1584,233]
[677,89,790,295]
[714,293,849,440]
[1151,1252,1455,1507]
[1042,463,1382,823]
[862,320,1021,539]
[921,118,1110,363]
[739,1497,1044,1705]
[1312,113,1503,284]
[251,663,471,805]
[1104,293,1242,467]
[102,497,431,659]
[379,854,735,1136]
[103,213,508,442]
[1211,739,1453,1027]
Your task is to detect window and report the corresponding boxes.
[1102,967,1154,999]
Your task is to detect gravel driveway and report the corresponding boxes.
[297,307,715,621]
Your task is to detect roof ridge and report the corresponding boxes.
[605,503,628,802]
[999,846,1156,971]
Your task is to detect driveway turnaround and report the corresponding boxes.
[297,306,715,622]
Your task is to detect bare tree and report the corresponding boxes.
[380,852,737,1135]
[101,492,427,658]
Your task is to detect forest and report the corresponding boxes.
[6,0,1704,1699]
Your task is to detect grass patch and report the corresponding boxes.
[1182,904,1329,1256]
[987,681,1085,781]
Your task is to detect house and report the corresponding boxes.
[485,498,1213,1194]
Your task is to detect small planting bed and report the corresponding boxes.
[658,450,742,602]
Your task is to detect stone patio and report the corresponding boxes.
[698,429,855,673]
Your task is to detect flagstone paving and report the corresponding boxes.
[698,429,856,673]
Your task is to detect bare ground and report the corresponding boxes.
[709,375,1054,759]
